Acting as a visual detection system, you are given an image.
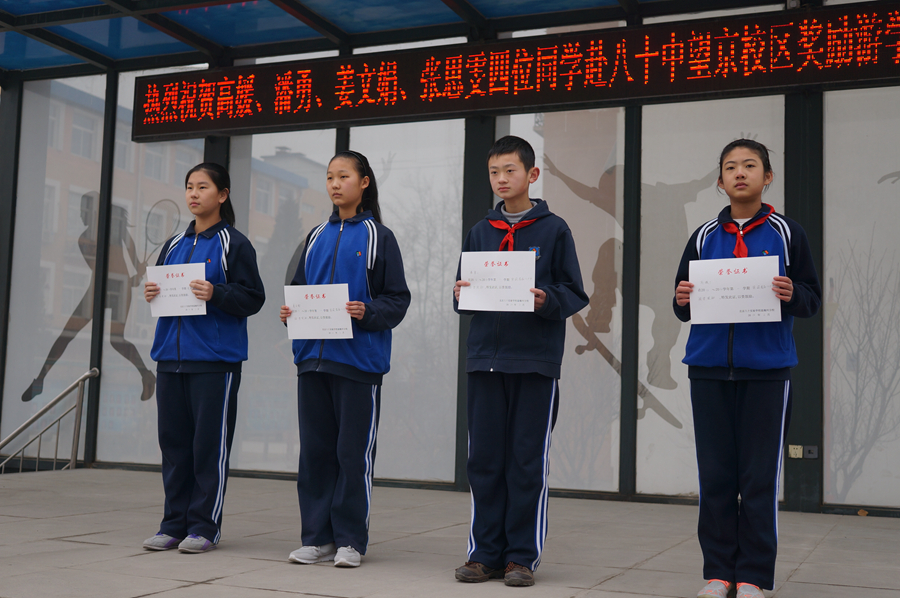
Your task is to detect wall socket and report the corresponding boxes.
[804,445,819,459]
[788,444,803,459]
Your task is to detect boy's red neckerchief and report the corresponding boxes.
[721,204,774,258]
[489,219,537,251]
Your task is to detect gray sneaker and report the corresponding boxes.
[736,584,765,598]
[289,542,336,564]
[178,534,216,553]
[698,580,736,598]
[143,533,182,551]
[334,546,361,567]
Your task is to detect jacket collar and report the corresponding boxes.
[486,198,550,224]
[717,203,773,227]
[185,219,228,238]
[329,209,373,224]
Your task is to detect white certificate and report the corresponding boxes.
[147,263,207,318]
[285,284,353,340]
[458,251,536,312]
[689,255,781,324]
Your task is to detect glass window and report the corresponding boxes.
[114,125,133,172]
[95,65,206,466]
[47,100,63,151]
[824,87,900,508]
[350,119,464,482]
[143,143,168,182]
[227,128,336,473]
[502,109,624,492]
[2,75,106,461]
[639,96,784,496]
[70,109,98,160]
[255,177,274,217]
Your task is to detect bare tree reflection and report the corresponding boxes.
[826,235,900,503]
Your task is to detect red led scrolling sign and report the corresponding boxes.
[132,1,900,141]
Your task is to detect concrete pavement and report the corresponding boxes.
[1,469,898,597]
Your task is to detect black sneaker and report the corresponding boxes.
[504,562,534,587]
[455,561,504,582]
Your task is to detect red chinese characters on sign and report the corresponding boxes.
[142,76,262,125]
[304,293,327,300]
[137,7,900,134]
[274,70,324,114]
[337,62,408,109]
[717,268,750,275]
[166,272,186,279]
[484,261,510,267]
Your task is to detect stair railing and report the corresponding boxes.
[0,368,100,474]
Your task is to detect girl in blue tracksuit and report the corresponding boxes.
[279,150,410,568]
[143,163,265,554]
[673,140,821,598]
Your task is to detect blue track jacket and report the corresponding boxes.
[673,204,821,380]
[454,199,589,379]
[290,210,411,385]
[151,220,266,373]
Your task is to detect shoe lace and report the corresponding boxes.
[505,562,526,573]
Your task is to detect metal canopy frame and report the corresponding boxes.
[0,0,787,80]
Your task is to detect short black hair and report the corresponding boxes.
[488,135,536,171]
[718,138,773,180]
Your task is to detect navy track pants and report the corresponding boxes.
[296,372,380,554]
[690,378,792,590]
[466,371,559,571]
[156,371,239,544]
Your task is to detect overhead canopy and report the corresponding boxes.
[0,0,784,79]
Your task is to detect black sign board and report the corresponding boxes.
[133,1,900,141]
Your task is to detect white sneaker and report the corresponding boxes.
[736,583,765,598]
[698,579,735,598]
[334,545,361,567]
[288,542,336,564]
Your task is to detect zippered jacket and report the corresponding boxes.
[151,219,266,373]
[290,210,411,385]
[453,199,589,379]
[673,204,821,380]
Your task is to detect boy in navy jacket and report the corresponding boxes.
[453,136,588,587]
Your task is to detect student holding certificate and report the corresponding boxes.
[142,163,265,554]
[673,140,821,598]
[452,136,588,587]
[280,150,410,568]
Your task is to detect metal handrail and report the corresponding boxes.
[0,368,99,474]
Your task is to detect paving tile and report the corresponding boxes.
[0,568,186,598]
[788,562,900,590]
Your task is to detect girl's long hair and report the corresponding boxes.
[185,162,236,226]
[331,150,381,223]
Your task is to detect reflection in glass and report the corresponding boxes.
[506,109,623,491]
[351,120,463,482]
[96,67,205,465]
[824,87,900,507]
[2,76,106,459]
[639,96,784,495]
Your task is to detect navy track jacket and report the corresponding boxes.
[151,220,266,373]
[290,210,411,385]
[673,204,821,380]
[454,199,589,379]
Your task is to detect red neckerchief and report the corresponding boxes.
[488,218,537,251]
[721,204,774,258]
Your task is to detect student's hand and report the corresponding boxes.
[144,281,159,303]
[531,288,546,311]
[280,305,292,324]
[675,281,694,306]
[453,280,470,302]
[190,279,214,302]
[773,276,793,302]
[346,301,366,320]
